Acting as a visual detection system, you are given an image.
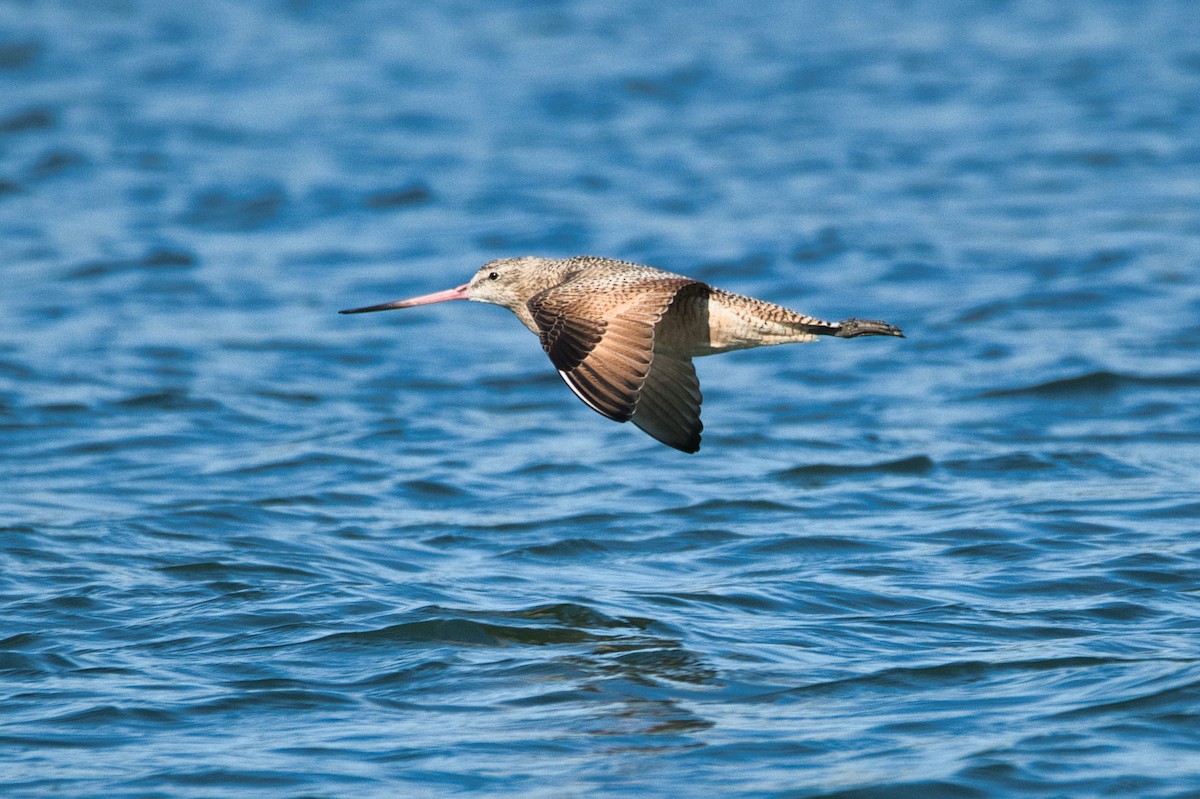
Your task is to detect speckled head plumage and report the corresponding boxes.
[463,257,553,309]
[460,257,583,326]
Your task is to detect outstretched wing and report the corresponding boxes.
[527,273,705,451]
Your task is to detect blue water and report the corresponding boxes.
[3,1,1200,796]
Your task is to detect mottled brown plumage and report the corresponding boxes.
[341,255,903,452]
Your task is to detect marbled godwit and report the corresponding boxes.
[341,256,903,453]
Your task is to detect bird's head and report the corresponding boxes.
[458,257,550,311]
[339,257,561,315]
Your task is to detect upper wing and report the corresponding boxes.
[527,274,704,450]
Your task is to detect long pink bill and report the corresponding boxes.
[339,283,470,314]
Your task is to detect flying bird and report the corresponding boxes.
[341,256,902,453]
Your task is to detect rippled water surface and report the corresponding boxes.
[3,2,1200,797]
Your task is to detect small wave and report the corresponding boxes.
[942,542,1037,560]
[252,389,320,405]
[0,358,36,379]
[156,560,320,581]
[504,602,632,629]
[400,479,468,499]
[668,499,803,520]
[0,650,77,677]
[1143,500,1200,520]
[27,147,87,180]
[979,370,1200,398]
[789,226,847,263]
[1049,668,1200,719]
[884,260,944,282]
[610,647,717,684]
[806,778,990,799]
[637,590,786,613]
[307,603,664,656]
[179,182,287,232]
[362,183,433,210]
[501,538,611,559]
[0,39,40,70]
[312,618,598,648]
[0,732,126,750]
[513,461,598,476]
[61,434,198,455]
[459,512,627,534]
[749,535,895,555]
[45,704,179,726]
[0,106,54,134]
[763,656,1137,700]
[142,768,310,789]
[943,450,1142,479]
[775,455,935,485]
[221,452,378,477]
[110,389,221,412]
[67,248,196,279]
[254,491,376,509]
[188,689,357,716]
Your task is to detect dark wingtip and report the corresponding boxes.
[834,318,905,339]
[667,431,702,453]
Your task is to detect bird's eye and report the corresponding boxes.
[488,272,500,281]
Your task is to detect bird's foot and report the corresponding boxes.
[834,318,905,338]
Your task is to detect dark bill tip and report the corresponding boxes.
[338,302,402,314]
